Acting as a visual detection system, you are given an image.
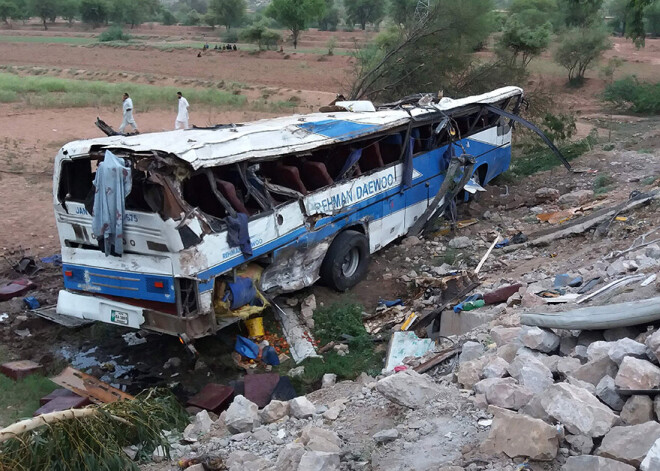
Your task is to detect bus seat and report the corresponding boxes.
[359,142,384,172]
[381,133,403,164]
[301,161,333,190]
[216,178,250,215]
[275,164,308,195]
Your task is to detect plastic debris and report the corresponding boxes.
[23,296,40,310]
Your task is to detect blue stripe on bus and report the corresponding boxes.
[297,120,386,141]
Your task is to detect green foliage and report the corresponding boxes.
[239,20,281,49]
[344,0,384,30]
[7,0,29,22]
[59,0,80,24]
[209,0,246,30]
[497,15,552,67]
[161,8,177,25]
[110,0,158,27]
[183,8,201,25]
[593,173,614,194]
[0,374,58,427]
[553,26,612,83]
[318,0,339,31]
[266,0,325,48]
[626,0,654,45]
[603,76,660,113]
[80,0,109,28]
[314,302,366,345]
[29,0,58,29]
[221,28,239,42]
[0,390,188,471]
[0,0,17,23]
[350,0,496,101]
[509,0,561,28]
[98,24,131,41]
[326,35,337,54]
[541,112,577,142]
[645,0,660,36]
[389,0,416,27]
[558,0,604,26]
[510,133,597,176]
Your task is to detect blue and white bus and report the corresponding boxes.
[53,86,538,339]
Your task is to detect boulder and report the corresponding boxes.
[481,378,534,410]
[225,395,260,434]
[520,395,551,422]
[289,397,316,419]
[448,236,472,249]
[323,406,342,421]
[558,189,593,206]
[260,400,290,423]
[620,395,654,425]
[609,338,648,365]
[274,443,305,470]
[562,456,635,471]
[182,410,214,442]
[474,377,516,395]
[566,376,597,395]
[507,354,553,394]
[564,434,593,455]
[587,341,613,361]
[597,421,660,467]
[226,451,271,471]
[457,359,485,389]
[641,437,660,471]
[645,330,660,363]
[604,326,644,342]
[482,357,509,378]
[556,357,582,376]
[459,341,485,364]
[376,369,442,409]
[570,356,618,386]
[518,326,560,353]
[300,426,342,448]
[537,383,617,437]
[497,344,519,363]
[535,187,560,203]
[481,406,558,461]
[559,335,578,357]
[596,375,626,411]
[615,357,660,390]
[373,429,399,444]
[297,451,340,471]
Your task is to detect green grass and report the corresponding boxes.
[0,72,247,110]
[593,173,615,195]
[291,301,383,391]
[508,134,598,177]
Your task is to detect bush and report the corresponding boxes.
[541,112,576,142]
[161,9,177,25]
[602,76,660,115]
[183,9,201,25]
[239,21,281,50]
[553,26,612,84]
[221,29,239,42]
[98,25,131,42]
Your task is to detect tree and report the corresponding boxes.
[109,0,158,28]
[646,0,660,36]
[80,0,108,28]
[60,0,80,25]
[558,0,604,26]
[0,1,17,24]
[509,0,561,28]
[553,26,612,83]
[239,20,281,49]
[209,0,245,30]
[626,0,654,45]
[497,15,552,67]
[29,0,58,30]
[389,0,416,27]
[319,0,339,31]
[344,0,384,30]
[161,8,177,25]
[266,0,325,48]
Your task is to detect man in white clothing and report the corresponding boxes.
[119,92,139,134]
[175,91,190,130]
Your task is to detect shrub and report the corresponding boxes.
[553,26,611,84]
[602,76,660,115]
[326,35,337,55]
[221,29,239,42]
[161,9,177,25]
[98,25,131,42]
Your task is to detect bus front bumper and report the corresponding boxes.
[56,290,145,330]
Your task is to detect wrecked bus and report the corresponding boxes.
[53,86,548,340]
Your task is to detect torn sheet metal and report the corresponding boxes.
[271,298,320,363]
[31,305,94,328]
[51,367,134,404]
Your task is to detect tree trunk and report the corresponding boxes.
[43,18,47,30]
[293,30,298,49]
[361,22,366,30]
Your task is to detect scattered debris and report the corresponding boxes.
[51,367,134,404]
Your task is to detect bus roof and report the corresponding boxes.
[61,86,523,170]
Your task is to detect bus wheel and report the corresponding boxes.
[320,230,370,292]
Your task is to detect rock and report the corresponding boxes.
[484,380,534,410]
[307,436,341,453]
[497,343,519,363]
[183,410,213,442]
[289,366,305,377]
[457,359,484,389]
[615,357,660,390]
[520,394,550,422]
[225,395,260,434]
[565,434,593,455]
[556,357,582,376]
[562,455,635,471]
[481,405,559,461]
[297,451,340,471]
[620,395,654,425]
[566,376,597,395]
[260,400,290,423]
[597,421,660,467]
[300,425,342,447]
[645,330,660,363]
[401,236,422,247]
[459,341,485,363]
[535,187,560,203]
[537,383,617,437]
[289,397,316,419]
[376,369,441,408]
[587,341,613,361]
[321,373,337,388]
[558,189,594,206]
[490,326,522,347]
[641,437,660,471]
[572,345,588,361]
[570,356,618,386]
[152,446,166,463]
[163,357,182,369]
[518,326,560,353]
[185,464,205,471]
[252,427,273,443]
[604,326,644,342]
[226,451,271,471]
[474,377,515,395]
[560,336,578,356]
[609,338,648,365]
[323,406,341,421]
[596,375,626,411]
[373,428,399,444]
[448,236,472,249]
[482,357,509,378]
[301,294,316,321]
[507,354,553,394]
[274,442,305,470]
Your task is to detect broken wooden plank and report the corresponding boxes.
[475,235,500,275]
[413,347,460,374]
[51,367,134,404]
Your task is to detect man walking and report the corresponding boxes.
[119,93,139,134]
[175,92,190,130]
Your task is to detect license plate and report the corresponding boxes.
[110,309,129,325]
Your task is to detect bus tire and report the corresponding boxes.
[320,230,370,292]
